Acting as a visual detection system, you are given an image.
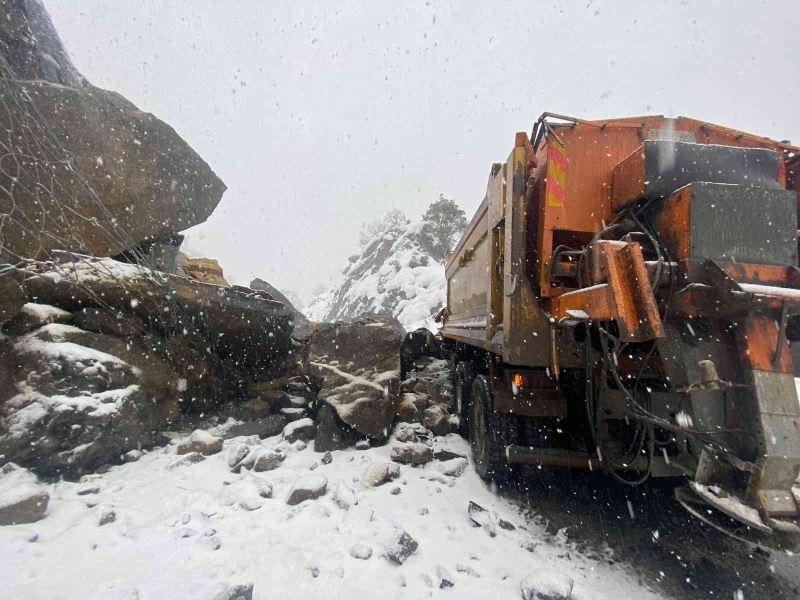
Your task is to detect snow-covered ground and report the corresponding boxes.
[0,431,663,600]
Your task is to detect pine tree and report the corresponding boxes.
[418,195,468,261]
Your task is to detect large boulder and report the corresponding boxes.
[250,278,310,337]
[0,323,182,475]
[310,313,404,437]
[0,0,226,260]
[183,258,230,287]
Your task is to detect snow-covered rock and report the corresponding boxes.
[1,303,72,336]
[175,430,223,456]
[520,569,575,600]
[384,528,419,564]
[391,442,433,466]
[0,463,49,525]
[282,418,317,443]
[360,462,400,488]
[285,474,328,505]
[349,542,373,560]
[306,220,446,331]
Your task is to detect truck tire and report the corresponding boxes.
[453,361,474,436]
[469,374,518,483]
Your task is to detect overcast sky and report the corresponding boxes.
[44,0,799,303]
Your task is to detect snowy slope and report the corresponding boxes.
[305,221,446,332]
[0,430,664,600]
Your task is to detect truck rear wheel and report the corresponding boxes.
[452,361,473,436]
[469,374,517,483]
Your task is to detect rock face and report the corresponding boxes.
[250,278,309,334]
[183,258,230,287]
[2,302,71,335]
[0,323,182,474]
[310,313,404,438]
[304,218,446,331]
[0,0,226,260]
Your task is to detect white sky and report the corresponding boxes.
[44,0,800,303]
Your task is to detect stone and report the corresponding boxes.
[0,324,182,475]
[217,415,287,440]
[227,444,253,472]
[167,452,206,469]
[433,449,466,462]
[251,448,285,472]
[250,278,311,337]
[520,570,574,600]
[314,402,357,452]
[211,583,254,600]
[72,307,145,337]
[0,278,25,325]
[0,4,226,260]
[390,486,401,495]
[183,258,230,287]
[2,303,71,335]
[437,457,468,478]
[321,451,333,465]
[0,463,49,525]
[390,442,433,466]
[396,392,427,423]
[98,508,116,526]
[392,422,429,444]
[280,407,308,422]
[437,565,456,588]
[423,404,452,436]
[457,564,480,578]
[349,542,373,560]
[221,474,273,511]
[175,430,223,456]
[309,313,404,436]
[282,418,317,443]
[285,474,328,505]
[332,480,358,510]
[384,529,418,565]
[360,462,400,488]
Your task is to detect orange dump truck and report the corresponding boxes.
[440,112,800,548]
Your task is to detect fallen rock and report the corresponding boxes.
[396,392,427,424]
[250,278,310,336]
[309,313,403,436]
[167,452,206,469]
[251,448,285,472]
[314,402,358,452]
[0,463,49,525]
[520,570,574,600]
[457,564,480,578]
[437,457,468,478]
[437,565,456,588]
[72,307,145,337]
[2,303,71,335]
[433,448,466,462]
[321,451,333,465]
[282,417,317,443]
[175,430,223,456]
[390,442,433,466]
[332,480,358,510]
[384,529,418,565]
[392,422,429,444]
[0,1,226,259]
[0,278,25,325]
[423,404,452,436]
[0,323,182,474]
[285,474,328,505]
[280,407,308,422]
[349,542,373,560]
[221,474,273,511]
[183,258,230,287]
[226,444,253,472]
[211,583,254,600]
[217,415,287,440]
[360,462,400,488]
[98,508,117,526]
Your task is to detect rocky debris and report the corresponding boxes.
[349,542,373,560]
[216,416,287,440]
[221,474,273,511]
[98,508,117,526]
[332,480,358,510]
[0,277,26,325]
[437,565,456,588]
[520,570,574,600]
[250,278,310,337]
[73,307,145,337]
[423,404,453,436]
[390,442,433,466]
[392,422,430,444]
[321,451,333,465]
[0,1,226,260]
[2,303,71,335]
[437,457,468,478]
[285,474,328,505]
[183,258,230,287]
[0,463,49,525]
[0,323,182,474]
[211,583,254,600]
[384,528,418,564]
[282,418,316,443]
[309,313,403,437]
[175,430,223,456]
[396,392,427,423]
[467,501,515,536]
[360,462,400,488]
[167,452,206,469]
[314,401,359,452]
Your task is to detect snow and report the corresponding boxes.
[0,432,665,599]
[16,302,71,324]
